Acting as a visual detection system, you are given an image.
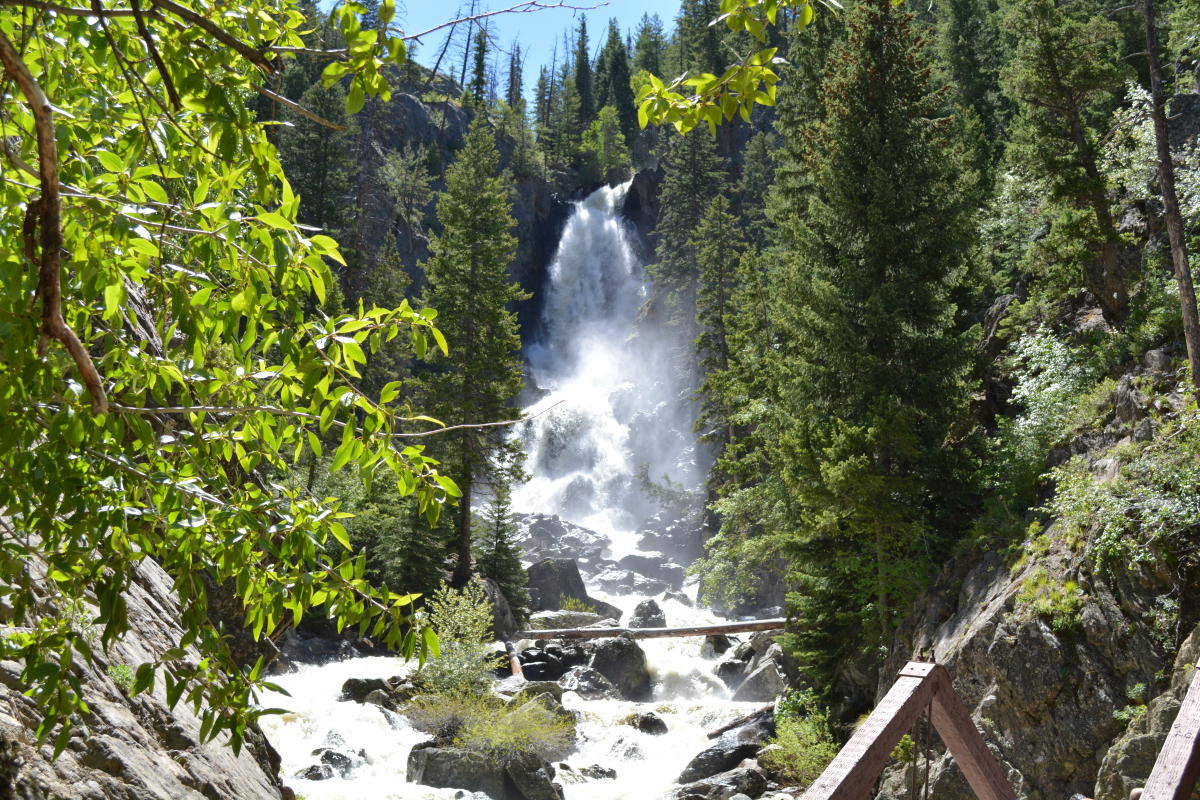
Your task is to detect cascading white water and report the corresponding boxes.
[516,180,701,560]
[262,182,746,800]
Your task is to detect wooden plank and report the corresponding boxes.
[927,666,1017,800]
[1140,668,1200,800]
[514,617,786,641]
[800,665,936,800]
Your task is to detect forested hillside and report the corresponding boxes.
[2,0,1199,797]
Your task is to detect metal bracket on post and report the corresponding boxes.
[800,661,1017,800]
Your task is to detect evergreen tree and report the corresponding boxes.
[633,13,667,75]
[474,475,531,625]
[534,66,552,131]
[419,118,530,586]
[595,20,637,149]
[469,27,489,107]
[574,18,595,127]
[692,195,746,453]
[649,130,727,323]
[999,0,1130,322]
[379,143,433,253]
[581,105,631,182]
[770,0,974,681]
[279,82,355,234]
[736,131,777,247]
[675,0,725,75]
[506,43,525,108]
[935,0,1008,142]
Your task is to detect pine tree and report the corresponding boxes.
[999,0,1130,322]
[770,0,974,681]
[279,82,355,234]
[692,195,745,453]
[506,43,524,108]
[581,105,631,182]
[649,130,727,323]
[595,20,637,149]
[633,13,667,75]
[574,18,595,128]
[474,475,531,625]
[675,0,725,75]
[468,26,489,107]
[419,118,530,586]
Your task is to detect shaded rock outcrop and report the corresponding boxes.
[0,560,285,799]
[1094,622,1200,800]
[875,534,1171,800]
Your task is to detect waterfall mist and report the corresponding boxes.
[514,181,705,561]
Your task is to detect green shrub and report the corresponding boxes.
[455,699,574,761]
[106,664,134,694]
[760,690,838,788]
[404,692,573,761]
[1047,413,1200,571]
[1114,683,1149,724]
[1016,566,1085,633]
[413,578,500,695]
[558,595,597,614]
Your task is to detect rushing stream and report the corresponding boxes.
[261,181,749,799]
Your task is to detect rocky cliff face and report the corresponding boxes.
[0,559,284,800]
[871,347,1194,800]
[340,81,572,340]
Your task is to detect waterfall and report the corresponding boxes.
[516,180,702,560]
[261,182,749,800]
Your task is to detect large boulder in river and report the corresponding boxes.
[678,740,762,783]
[527,559,588,611]
[559,665,621,700]
[407,745,506,797]
[679,708,776,783]
[730,661,787,702]
[628,599,667,629]
[505,751,562,800]
[674,765,769,799]
[590,635,652,701]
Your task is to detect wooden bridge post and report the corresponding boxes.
[1139,667,1200,800]
[800,662,1016,800]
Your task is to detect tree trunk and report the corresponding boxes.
[1143,0,1200,401]
[450,470,473,587]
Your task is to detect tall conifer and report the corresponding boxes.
[419,119,530,586]
[771,0,974,680]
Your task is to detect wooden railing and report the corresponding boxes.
[799,661,1200,800]
[800,662,1016,800]
[1138,667,1200,800]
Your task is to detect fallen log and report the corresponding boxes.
[514,617,787,641]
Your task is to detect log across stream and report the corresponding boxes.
[515,618,786,641]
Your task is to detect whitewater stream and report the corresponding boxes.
[261,182,753,799]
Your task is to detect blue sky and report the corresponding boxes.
[397,0,680,101]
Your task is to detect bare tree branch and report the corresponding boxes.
[147,0,276,74]
[0,31,108,415]
[109,400,564,438]
[400,0,604,43]
[131,0,180,109]
[0,0,157,17]
[258,86,347,130]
